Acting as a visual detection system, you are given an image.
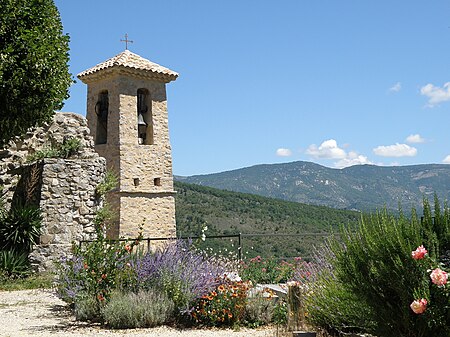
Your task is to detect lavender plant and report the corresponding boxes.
[134,240,228,312]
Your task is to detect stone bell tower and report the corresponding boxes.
[77,50,178,239]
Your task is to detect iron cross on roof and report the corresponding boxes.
[120,33,134,50]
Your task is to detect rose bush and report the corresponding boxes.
[430,268,448,286]
[410,244,449,328]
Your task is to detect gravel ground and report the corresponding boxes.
[0,289,278,337]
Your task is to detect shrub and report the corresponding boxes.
[0,204,42,253]
[95,170,118,197]
[0,250,30,277]
[303,198,450,337]
[56,232,238,326]
[102,289,175,328]
[240,256,304,284]
[26,137,82,162]
[58,137,82,158]
[55,229,139,308]
[273,299,288,326]
[134,240,228,312]
[243,291,274,327]
[74,292,101,322]
[190,279,250,327]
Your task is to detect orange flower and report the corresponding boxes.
[101,273,107,279]
[211,291,217,297]
[228,313,233,319]
[97,293,105,301]
[217,284,226,292]
[124,244,132,252]
[83,263,88,269]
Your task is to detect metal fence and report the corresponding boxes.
[79,232,331,261]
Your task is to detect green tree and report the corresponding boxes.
[0,0,72,148]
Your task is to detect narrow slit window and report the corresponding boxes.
[154,178,161,186]
[95,91,108,144]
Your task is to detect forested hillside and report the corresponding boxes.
[174,181,360,259]
[178,161,450,212]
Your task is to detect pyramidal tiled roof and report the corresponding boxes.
[77,50,178,83]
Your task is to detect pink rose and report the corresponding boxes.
[412,245,427,260]
[410,298,427,314]
[430,268,448,286]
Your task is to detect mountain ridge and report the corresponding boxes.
[176,161,450,211]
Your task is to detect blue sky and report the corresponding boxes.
[55,0,450,176]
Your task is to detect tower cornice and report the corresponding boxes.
[77,50,178,84]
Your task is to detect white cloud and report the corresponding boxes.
[406,134,425,144]
[443,155,450,164]
[389,82,401,92]
[420,82,450,107]
[306,139,346,159]
[335,151,373,168]
[276,148,292,157]
[373,143,417,157]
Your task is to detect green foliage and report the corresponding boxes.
[95,171,118,197]
[0,272,53,290]
[93,204,114,229]
[175,181,359,259]
[58,137,82,158]
[179,162,450,213]
[55,229,139,307]
[243,293,274,328]
[191,280,249,327]
[26,147,60,162]
[306,274,374,335]
[0,250,30,277]
[0,204,42,253]
[240,256,303,284]
[304,198,450,337]
[272,299,288,325]
[101,289,175,329]
[0,0,72,147]
[26,137,82,162]
[74,292,101,322]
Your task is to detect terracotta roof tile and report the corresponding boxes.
[77,50,178,83]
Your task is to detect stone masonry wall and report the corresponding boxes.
[0,113,106,271]
[0,113,99,205]
[29,157,105,271]
[119,193,176,239]
[85,75,176,239]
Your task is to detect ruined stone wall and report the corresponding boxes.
[29,157,105,271]
[0,113,99,205]
[0,113,106,271]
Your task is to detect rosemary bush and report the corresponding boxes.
[303,197,450,337]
